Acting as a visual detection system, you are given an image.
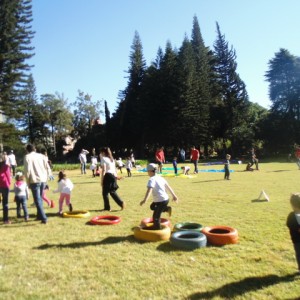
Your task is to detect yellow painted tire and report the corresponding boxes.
[134,224,171,242]
[62,210,90,218]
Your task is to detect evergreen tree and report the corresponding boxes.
[265,48,300,120]
[213,22,249,153]
[191,16,212,150]
[0,0,35,116]
[115,31,146,150]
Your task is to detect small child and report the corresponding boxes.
[245,162,254,172]
[224,154,231,180]
[181,166,190,175]
[172,157,178,174]
[140,163,178,229]
[90,155,98,177]
[125,157,132,177]
[13,173,29,221]
[116,158,125,174]
[53,171,74,215]
[287,193,300,274]
[42,184,55,208]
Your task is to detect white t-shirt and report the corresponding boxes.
[147,175,169,202]
[125,160,132,169]
[8,153,16,165]
[54,178,74,195]
[101,157,116,175]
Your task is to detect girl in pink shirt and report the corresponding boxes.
[0,152,11,224]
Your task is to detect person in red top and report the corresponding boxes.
[190,146,200,174]
[155,147,165,173]
[295,144,300,170]
[0,152,11,224]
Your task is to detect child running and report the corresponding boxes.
[13,172,29,221]
[42,184,55,208]
[140,163,178,229]
[287,193,300,274]
[53,171,74,215]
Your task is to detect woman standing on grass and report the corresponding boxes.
[0,152,11,224]
[100,147,125,211]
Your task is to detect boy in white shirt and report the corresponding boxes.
[140,163,178,229]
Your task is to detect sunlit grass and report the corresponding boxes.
[1,161,300,299]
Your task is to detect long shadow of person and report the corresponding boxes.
[188,274,298,299]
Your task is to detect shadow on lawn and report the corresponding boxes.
[34,235,135,249]
[187,273,299,299]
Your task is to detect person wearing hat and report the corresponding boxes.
[0,152,11,224]
[140,163,178,229]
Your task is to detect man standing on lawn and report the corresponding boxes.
[190,146,200,174]
[155,147,165,174]
[23,144,49,224]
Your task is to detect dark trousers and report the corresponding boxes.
[224,167,230,179]
[126,168,131,177]
[102,173,123,210]
[15,195,29,219]
[0,187,9,222]
[294,243,300,271]
[150,200,169,229]
[192,160,198,173]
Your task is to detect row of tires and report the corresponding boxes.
[135,218,238,249]
[61,211,238,249]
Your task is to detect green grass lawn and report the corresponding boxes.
[1,161,300,299]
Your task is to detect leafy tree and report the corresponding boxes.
[265,48,300,120]
[213,22,249,154]
[40,92,73,156]
[73,90,103,138]
[0,0,35,117]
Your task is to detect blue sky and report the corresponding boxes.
[30,0,300,114]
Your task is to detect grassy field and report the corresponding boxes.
[1,161,300,299]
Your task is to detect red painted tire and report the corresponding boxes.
[90,215,121,225]
[202,226,238,246]
[140,217,171,228]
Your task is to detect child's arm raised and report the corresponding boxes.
[140,187,152,206]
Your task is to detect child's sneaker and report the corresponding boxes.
[167,206,172,217]
[69,203,73,212]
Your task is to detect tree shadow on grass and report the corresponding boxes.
[33,235,135,250]
[187,273,299,299]
[192,179,224,183]
[267,170,293,173]
[251,199,269,203]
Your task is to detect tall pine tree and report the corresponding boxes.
[213,22,249,153]
[0,0,35,117]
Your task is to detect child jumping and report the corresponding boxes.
[13,173,29,221]
[53,171,74,215]
[287,193,300,274]
[140,163,178,229]
[224,154,231,180]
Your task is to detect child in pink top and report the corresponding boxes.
[13,173,29,221]
[53,171,74,215]
[0,152,11,224]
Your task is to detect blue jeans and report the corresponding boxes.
[81,162,86,174]
[0,187,9,222]
[15,195,29,219]
[30,183,47,222]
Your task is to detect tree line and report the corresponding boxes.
[1,0,300,160]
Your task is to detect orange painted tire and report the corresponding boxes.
[140,217,171,227]
[134,224,171,242]
[202,226,238,246]
[90,215,121,225]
